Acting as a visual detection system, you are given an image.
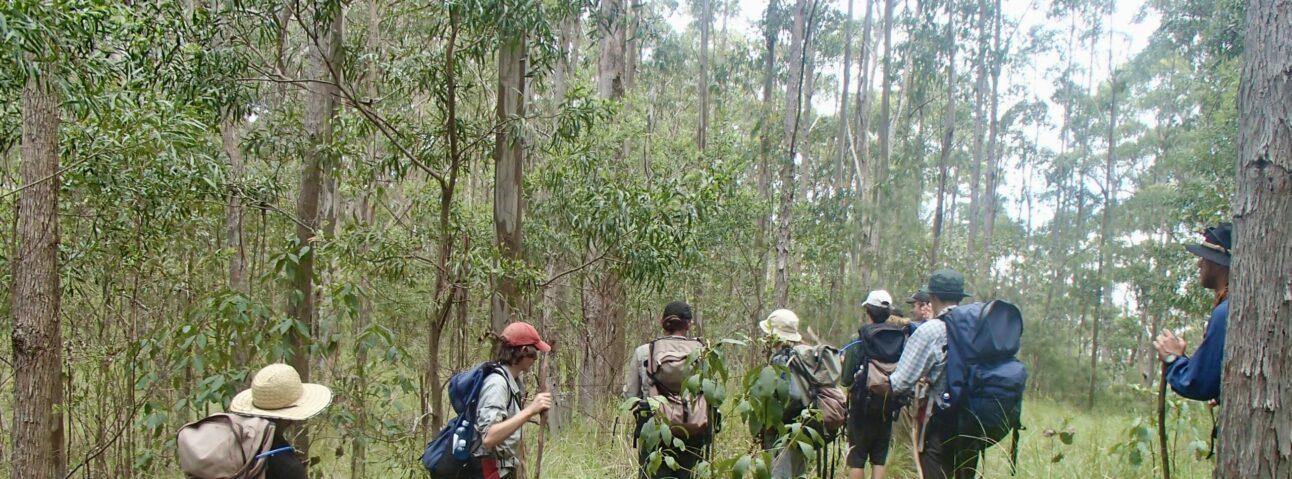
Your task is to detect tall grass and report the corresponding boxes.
[535,397,1215,478]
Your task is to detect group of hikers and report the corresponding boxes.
[622,267,1026,479]
[174,223,1233,479]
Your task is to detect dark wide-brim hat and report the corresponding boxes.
[1185,222,1233,267]
[927,269,972,299]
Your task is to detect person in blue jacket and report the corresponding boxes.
[1154,222,1232,402]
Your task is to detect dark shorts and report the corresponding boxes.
[846,412,894,468]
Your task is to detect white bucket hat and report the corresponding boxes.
[230,364,332,421]
[863,290,893,308]
[760,309,803,342]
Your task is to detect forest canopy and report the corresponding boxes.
[0,0,1275,477]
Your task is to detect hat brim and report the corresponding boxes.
[1185,244,1230,267]
[534,340,552,352]
[759,319,802,342]
[229,384,332,421]
[927,290,972,299]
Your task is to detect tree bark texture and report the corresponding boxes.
[836,0,855,185]
[697,0,711,151]
[931,0,956,268]
[773,0,806,309]
[1091,54,1117,410]
[222,119,248,294]
[290,4,341,461]
[751,2,778,365]
[492,34,527,334]
[597,0,626,99]
[582,0,630,414]
[579,246,626,415]
[1217,0,1292,475]
[968,0,988,257]
[11,68,66,479]
[981,0,1002,263]
[876,0,893,201]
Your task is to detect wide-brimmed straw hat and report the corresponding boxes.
[230,364,332,421]
[760,309,803,342]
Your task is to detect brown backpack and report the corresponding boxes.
[787,345,847,438]
[646,337,709,439]
[176,413,276,479]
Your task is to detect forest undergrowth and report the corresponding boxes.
[537,397,1215,479]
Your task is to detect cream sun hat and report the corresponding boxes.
[230,363,332,421]
[760,309,803,342]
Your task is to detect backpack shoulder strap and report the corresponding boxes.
[647,339,658,375]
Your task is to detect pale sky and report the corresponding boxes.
[664,0,1161,313]
[664,0,1159,230]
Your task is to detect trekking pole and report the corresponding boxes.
[1157,362,1171,479]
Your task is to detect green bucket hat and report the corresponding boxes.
[927,269,972,300]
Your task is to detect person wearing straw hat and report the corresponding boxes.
[229,363,333,479]
[1154,223,1232,403]
[471,321,553,479]
[759,309,809,479]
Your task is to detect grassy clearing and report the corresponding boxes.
[536,397,1214,478]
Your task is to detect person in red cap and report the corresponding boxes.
[471,322,553,479]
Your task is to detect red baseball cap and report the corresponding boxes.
[500,322,551,352]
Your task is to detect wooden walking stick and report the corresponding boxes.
[1157,361,1171,479]
[534,341,554,479]
[913,382,930,479]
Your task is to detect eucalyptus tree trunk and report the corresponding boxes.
[876,0,893,197]
[582,0,629,414]
[981,0,1002,263]
[214,0,248,295]
[597,0,626,99]
[492,32,527,334]
[11,65,66,479]
[751,1,778,364]
[836,0,855,185]
[868,0,894,278]
[1091,44,1117,410]
[968,0,988,258]
[697,0,711,151]
[1217,0,1292,474]
[222,121,247,293]
[351,2,382,475]
[289,4,341,462]
[931,0,956,268]
[425,10,464,437]
[625,0,641,91]
[852,0,875,284]
[773,0,807,308]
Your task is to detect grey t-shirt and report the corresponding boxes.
[472,366,524,474]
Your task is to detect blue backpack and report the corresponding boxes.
[420,362,509,477]
[942,300,1027,471]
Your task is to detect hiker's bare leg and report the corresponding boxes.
[871,465,886,479]
[849,467,866,479]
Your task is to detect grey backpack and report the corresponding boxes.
[176,413,276,479]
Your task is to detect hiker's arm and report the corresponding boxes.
[481,392,552,449]
[840,345,862,388]
[888,327,936,395]
[623,347,642,399]
[1167,306,1227,401]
